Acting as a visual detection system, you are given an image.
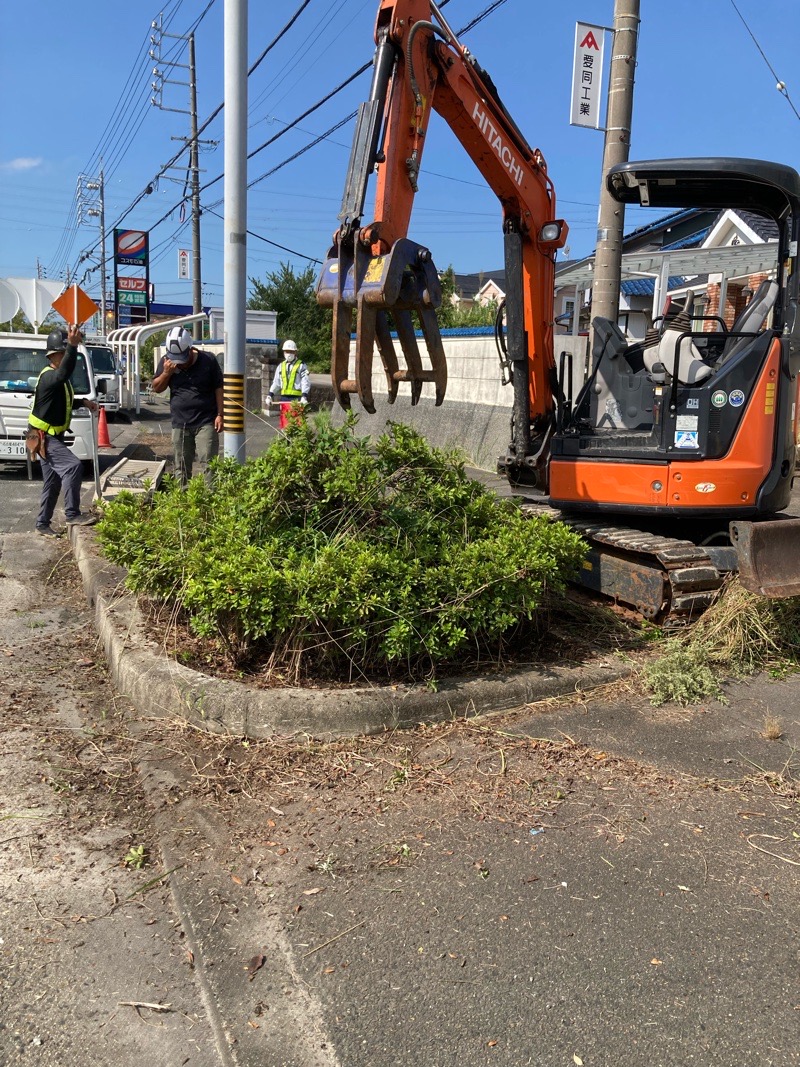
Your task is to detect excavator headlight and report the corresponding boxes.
[540,221,564,245]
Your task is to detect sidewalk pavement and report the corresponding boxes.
[3,525,799,1067]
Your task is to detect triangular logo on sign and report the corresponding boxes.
[579,31,600,50]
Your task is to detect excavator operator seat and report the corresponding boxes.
[649,330,713,386]
[720,278,779,363]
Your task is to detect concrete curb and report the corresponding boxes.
[69,527,632,741]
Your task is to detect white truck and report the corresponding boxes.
[0,331,98,466]
[85,340,123,416]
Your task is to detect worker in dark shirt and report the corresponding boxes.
[29,323,99,537]
[150,325,224,485]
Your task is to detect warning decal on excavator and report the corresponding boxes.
[675,431,699,449]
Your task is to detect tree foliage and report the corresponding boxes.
[97,415,586,684]
[248,262,332,371]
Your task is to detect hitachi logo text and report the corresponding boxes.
[472,103,523,186]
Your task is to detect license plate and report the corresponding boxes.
[0,439,26,458]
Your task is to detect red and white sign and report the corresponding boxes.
[570,22,606,129]
[178,249,190,280]
[117,277,147,292]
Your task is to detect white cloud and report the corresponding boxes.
[0,157,43,172]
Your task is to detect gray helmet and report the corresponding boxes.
[46,326,68,356]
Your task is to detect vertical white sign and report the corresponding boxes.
[178,249,190,280]
[570,22,605,129]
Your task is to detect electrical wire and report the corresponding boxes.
[71,0,513,279]
[205,206,321,263]
[69,0,317,275]
[729,0,800,123]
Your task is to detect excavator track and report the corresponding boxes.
[519,505,725,625]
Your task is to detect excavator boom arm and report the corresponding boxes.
[317,0,567,454]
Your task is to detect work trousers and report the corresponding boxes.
[171,422,219,486]
[37,435,83,528]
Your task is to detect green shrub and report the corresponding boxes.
[97,415,587,682]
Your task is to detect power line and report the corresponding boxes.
[729,0,800,123]
[72,0,511,272]
[206,206,321,263]
[69,0,317,277]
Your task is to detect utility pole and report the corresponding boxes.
[151,20,213,340]
[85,168,107,333]
[590,0,640,324]
[77,168,107,331]
[188,34,202,341]
[223,0,248,464]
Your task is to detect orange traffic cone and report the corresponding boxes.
[97,405,112,448]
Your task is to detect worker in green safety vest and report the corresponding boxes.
[266,339,310,410]
[29,324,99,537]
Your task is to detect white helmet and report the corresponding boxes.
[166,326,192,361]
[282,339,298,355]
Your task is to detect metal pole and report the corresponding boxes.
[223,0,247,464]
[590,0,640,325]
[189,34,203,342]
[98,166,108,336]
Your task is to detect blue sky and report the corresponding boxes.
[1,0,798,314]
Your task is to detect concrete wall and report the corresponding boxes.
[328,332,589,472]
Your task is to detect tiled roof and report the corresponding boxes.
[452,271,505,299]
[661,227,710,251]
[620,275,687,297]
[735,210,779,241]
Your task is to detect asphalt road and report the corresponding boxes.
[1,405,799,1065]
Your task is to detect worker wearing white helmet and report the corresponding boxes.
[151,325,224,485]
[267,339,310,408]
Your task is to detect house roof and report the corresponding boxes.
[724,209,779,241]
[620,275,687,297]
[661,227,710,251]
[451,271,505,299]
[622,208,711,249]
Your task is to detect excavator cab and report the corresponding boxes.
[549,158,800,600]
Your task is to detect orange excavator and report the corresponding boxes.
[317,0,800,621]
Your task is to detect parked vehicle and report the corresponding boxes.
[85,340,123,415]
[0,332,98,465]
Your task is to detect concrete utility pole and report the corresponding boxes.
[223,0,248,464]
[151,19,209,340]
[86,169,108,333]
[591,0,640,324]
[188,34,203,342]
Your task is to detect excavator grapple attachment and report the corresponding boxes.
[730,518,800,598]
[317,237,447,413]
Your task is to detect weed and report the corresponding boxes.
[643,579,800,706]
[315,853,338,877]
[762,716,784,741]
[124,844,147,869]
[642,639,724,707]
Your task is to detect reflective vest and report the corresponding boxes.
[280,359,302,397]
[29,370,74,435]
